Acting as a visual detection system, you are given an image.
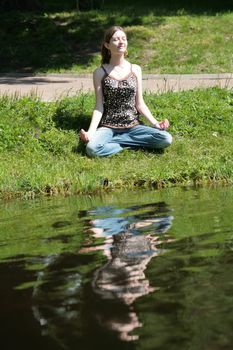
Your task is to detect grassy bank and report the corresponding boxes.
[0,1,232,74]
[0,87,232,199]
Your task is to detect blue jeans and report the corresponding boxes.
[86,125,172,157]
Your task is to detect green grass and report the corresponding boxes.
[0,87,232,199]
[0,0,232,74]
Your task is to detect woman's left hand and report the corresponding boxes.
[159,119,170,130]
[154,119,170,130]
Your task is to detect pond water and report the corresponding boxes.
[0,187,233,350]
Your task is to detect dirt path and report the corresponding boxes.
[0,73,232,101]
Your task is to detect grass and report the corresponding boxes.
[0,87,232,199]
[0,0,232,74]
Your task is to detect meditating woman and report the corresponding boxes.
[80,25,172,157]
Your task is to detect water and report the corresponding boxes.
[0,187,233,350]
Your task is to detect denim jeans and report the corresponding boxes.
[86,125,172,157]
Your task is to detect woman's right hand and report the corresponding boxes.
[79,129,90,143]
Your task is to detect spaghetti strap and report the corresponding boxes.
[101,65,108,74]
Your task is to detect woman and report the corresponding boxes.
[80,25,172,157]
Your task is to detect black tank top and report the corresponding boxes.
[100,65,140,128]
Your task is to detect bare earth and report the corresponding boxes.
[0,73,232,101]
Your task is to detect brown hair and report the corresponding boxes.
[101,26,126,64]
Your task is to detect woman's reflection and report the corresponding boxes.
[80,202,173,341]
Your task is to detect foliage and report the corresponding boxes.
[0,1,232,73]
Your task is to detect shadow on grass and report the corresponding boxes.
[54,106,90,156]
[0,75,72,84]
[73,140,87,156]
[1,0,232,73]
[0,10,150,73]
[53,102,91,130]
[73,143,167,157]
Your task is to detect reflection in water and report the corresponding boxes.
[33,201,173,347]
[83,202,173,341]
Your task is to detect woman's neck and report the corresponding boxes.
[109,56,126,67]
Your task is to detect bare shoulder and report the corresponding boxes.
[92,67,105,93]
[132,63,142,75]
[131,64,142,81]
[93,66,105,79]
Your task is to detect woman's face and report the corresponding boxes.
[105,30,128,55]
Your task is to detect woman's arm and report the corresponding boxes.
[80,68,104,142]
[133,64,169,130]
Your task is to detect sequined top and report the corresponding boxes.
[99,65,140,128]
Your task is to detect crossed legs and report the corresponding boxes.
[86,125,172,157]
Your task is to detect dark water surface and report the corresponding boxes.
[0,187,233,350]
